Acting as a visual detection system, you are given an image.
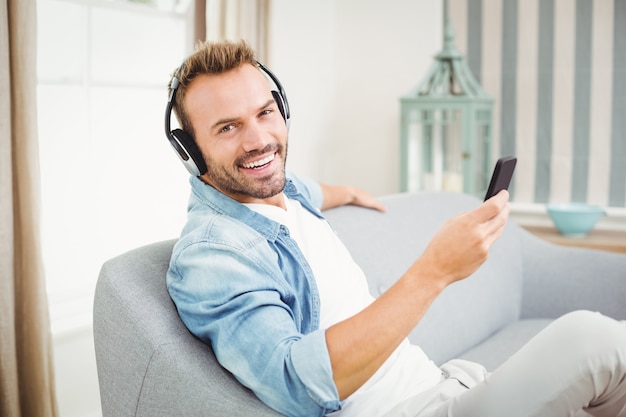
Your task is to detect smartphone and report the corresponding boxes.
[484,156,517,201]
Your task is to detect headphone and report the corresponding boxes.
[164,61,290,177]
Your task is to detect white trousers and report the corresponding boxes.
[385,311,626,417]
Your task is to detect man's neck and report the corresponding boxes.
[240,192,287,210]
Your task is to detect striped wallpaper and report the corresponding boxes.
[449,0,626,207]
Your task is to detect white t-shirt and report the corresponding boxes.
[245,195,442,416]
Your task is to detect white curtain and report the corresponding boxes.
[196,0,271,62]
[0,0,58,415]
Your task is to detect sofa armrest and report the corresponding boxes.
[519,228,626,320]
[94,240,283,417]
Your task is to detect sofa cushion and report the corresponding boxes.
[325,192,525,365]
[457,319,552,371]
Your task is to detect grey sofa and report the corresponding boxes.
[94,191,626,416]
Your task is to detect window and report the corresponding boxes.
[37,0,193,333]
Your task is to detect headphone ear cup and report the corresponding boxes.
[272,90,287,122]
[169,128,208,176]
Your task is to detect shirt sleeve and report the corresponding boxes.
[167,218,342,417]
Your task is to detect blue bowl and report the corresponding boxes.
[546,203,606,237]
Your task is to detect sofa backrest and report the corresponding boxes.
[324,192,525,364]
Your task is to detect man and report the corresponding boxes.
[166,40,626,417]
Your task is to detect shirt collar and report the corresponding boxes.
[188,175,323,241]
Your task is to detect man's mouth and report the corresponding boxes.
[241,153,275,169]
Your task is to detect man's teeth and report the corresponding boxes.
[243,153,275,169]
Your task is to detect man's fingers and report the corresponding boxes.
[482,196,511,246]
[466,189,510,224]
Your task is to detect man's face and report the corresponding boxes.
[185,63,288,205]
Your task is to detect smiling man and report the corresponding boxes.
[185,63,288,204]
[165,40,626,417]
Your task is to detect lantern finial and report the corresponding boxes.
[412,0,490,98]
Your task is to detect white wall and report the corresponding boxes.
[269,0,443,196]
[53,327,102,417]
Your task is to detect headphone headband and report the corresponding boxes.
[164,62,290,177]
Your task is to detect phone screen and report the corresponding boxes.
[484,156,517,201]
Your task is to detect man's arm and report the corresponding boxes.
[325,190,511,399]
[168,221,342,416]
[320,183,387,212]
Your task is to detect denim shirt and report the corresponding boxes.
[167,174,343,417]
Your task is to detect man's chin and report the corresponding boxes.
[248,177,286,199]
[226,172,286,200]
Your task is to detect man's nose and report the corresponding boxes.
[241,121,270,152]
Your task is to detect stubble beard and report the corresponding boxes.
[204,143,288,200]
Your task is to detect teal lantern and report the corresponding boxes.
[400,4,493,196]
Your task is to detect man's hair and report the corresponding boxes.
[168,39,258,139]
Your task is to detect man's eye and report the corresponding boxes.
[260,109,272,116]
[219,124,235,133]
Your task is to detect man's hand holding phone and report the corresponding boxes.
[418,185,510,288]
